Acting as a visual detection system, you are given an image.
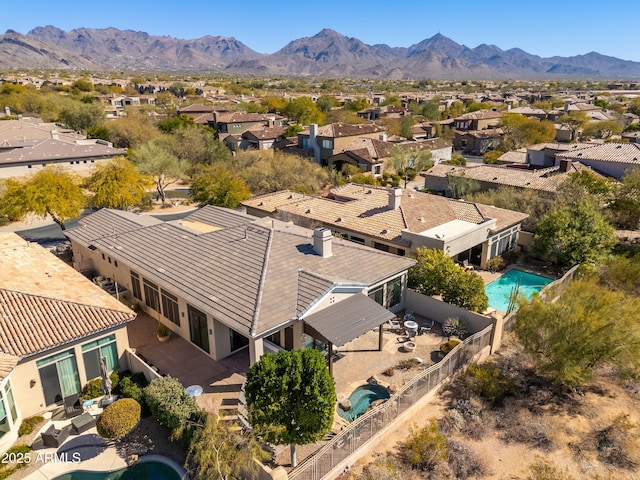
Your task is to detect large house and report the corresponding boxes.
[243,183,528,269]
[64,207,415,370]
[296,123,387,164]
[0,119,126,179]
[0,233,135,453]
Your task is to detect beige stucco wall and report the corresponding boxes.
[10,327,130,419]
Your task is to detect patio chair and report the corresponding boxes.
[41,424,71,448]
[388,318,402,333]
[64,393,83,419]
[420,320,434,335]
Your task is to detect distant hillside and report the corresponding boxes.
[0,26,638,79]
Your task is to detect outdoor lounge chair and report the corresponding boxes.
[420,320,434,335]
[41,424,71,448]
[388,318,402,332]
[64,393,83,419]
[71,412,96,434]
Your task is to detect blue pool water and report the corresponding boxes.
[338,384,390,422]
[485,269,553,312]
[52,460,182,480]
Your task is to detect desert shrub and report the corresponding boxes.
[442,317,467,338]
[486,256,507,271]
[18,415,44,436]
[527,456,576,480]
[115,372,147,404]
[0,445,31,479]
[399,419,448,471]
[446,438,487,479]
[81,371,119,400]
[500,405,553,451]
[439,339,461,356]
[440,398,487,440]
[144,376,198,431]
[460,362,514,405]
[595,414,640,469]
[382,367,395,377]
[96,398,141,439]
[355,454,422,480]
[396,358,422,370]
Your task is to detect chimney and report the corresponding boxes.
[379,133,388,142]
[559,159,572,173]
[312,228,332,258]
[4,106,10,116]
[309,123,321,164]
[51,130,59,140]
[388,187,402,210]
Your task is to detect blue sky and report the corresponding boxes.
[2,0,637,61]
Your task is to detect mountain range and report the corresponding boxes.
[1,26,638,79]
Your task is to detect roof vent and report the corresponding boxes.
[617,145,622,149]
[258,201,263,206]
[306,209,312,214]
[336,217,342,223]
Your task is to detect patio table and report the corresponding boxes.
[185,385,203,397]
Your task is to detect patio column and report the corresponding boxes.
[480,240,490,270]
[292,320,304,350]
[249,338,265,365]
[327,341,333,376]
[379,324,383,351]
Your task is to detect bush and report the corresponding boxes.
[399,419,448,471]
[442,317,467,338]
[486,256,507,272]
[439,339,461,356]
[157,322,170,338]
[0,445,31,480]
[396,358,422,370]
[447,438,487,479]
[144,376,198,431]
[461,362,514,404]
[18,415,44,436]
[595,414,639,469]
[96,398,141,439]
[382,367,395,377]
[114,371,147,404]
[527,456,576,480]
[81,371,119,400]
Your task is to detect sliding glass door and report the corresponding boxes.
[37,350,81,405]
[188,305,210,354]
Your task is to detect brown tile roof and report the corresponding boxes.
[302,123,385,138]
[242,126,287,141]
[0,352,18,380]
[454,110,503,121]
[556,142,640,164]
[215,112,275,123]
[0,233,135,359]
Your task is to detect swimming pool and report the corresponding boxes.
[51,458,186,480]
[337,384,390,422]
[485,269,553,312]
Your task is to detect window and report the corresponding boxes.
[386,277,402,308]
[0,381,17,439]
[130,272,142,300]
[82,334,118,381]
[349,235,365,245]
[321,139,333,149]
[143,278,160,312]
[3,382,17,424]
[114,260,118,268]
[373,242,390,253]
[368,286,383,306]
[161,289,180,326]
[37,349,81,405]
[300,137,310,149]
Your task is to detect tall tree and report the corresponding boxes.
[515,277,640,390]
[58,100,105,132]
[533,199,616,267]
[558,111,589,141]
[131,138,188,205]
[106,109,160,148]
[191,165,251,209]
[244,349,336,467]
[85,156,153,209]
[609,167,640,229]
[386,144,434,188]
[282,97,322,125]
[0,167,85,230]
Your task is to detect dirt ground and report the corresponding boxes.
[341,342,640,480]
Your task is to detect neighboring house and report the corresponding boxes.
[64,207,415,372]
[0,233,135,453]
[555,142,640,179]
[297,123,387,164]
[622,131,640,143]
[453,128,504,155]
[423,160,596,197]
[212,112,285,136]
[357,105,408,121]
[243,183,528,269]
[178,103,228,125]
[453,110,503,131]
[0,120,127,179]
[240,126,287,151]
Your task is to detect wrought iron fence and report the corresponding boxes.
[288,325,493,480]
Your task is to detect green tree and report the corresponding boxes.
[514,277,640,390]
[191,165,251,209]
[343,97,369,112]
[58,101,105,132]
[71,78,94,92]
[316,95,340,113]
[244,349,336,467]
[399,419,449,471]
[0,167,85,230]
[408,248,488,313]
[386,145,433,188]
[533,200,616,267]
[186,413,268,480]
[582,120,623,139]
[609,167,640,229]
[86,157,153,209]
[105,109,160,149]
[282,97,322,125]
[483,150,504,164]
[499,113,556,150]
[158,125,231,167]
[131,138,188,204]
[157,114,196,134]
[558,111,590,141]
[445,171,480,199]
[466,187,548,232]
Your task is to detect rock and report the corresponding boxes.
[126,454,138,465]
[339,399,352,411]
[389,384,398,393]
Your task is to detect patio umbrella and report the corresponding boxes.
[100,356,113,403]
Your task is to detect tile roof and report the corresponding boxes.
[64,206,414,337]
[556,142,640,164]
[454,110,503,121]
[215,112,276,123]
[302,123,385,138]
[0,352,18,380]
[244,183,527,242]
[0,119,84,145]
[0,138,126,166]
[0,233,135,359]
[242,126,287,141]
